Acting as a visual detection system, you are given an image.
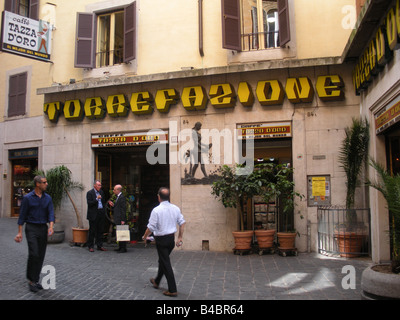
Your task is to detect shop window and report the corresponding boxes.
[4,0,39,20]
[9,149,38,217]
[222,0,290,51]
[8,72,27,117]
[75,2,136,68]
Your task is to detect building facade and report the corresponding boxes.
[1,0,367,253]
[344,0,400,263]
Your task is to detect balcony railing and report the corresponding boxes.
[241,31,279,51]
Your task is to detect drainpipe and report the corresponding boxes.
[307,219,311,253]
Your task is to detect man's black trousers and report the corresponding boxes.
[25,223,48,283]
[154,233,177,293]
[87,209,105,249]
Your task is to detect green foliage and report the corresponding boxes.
[338,118,369,210]
[35,165,84,228]
[368,160,400,271]
[211,163,303,231]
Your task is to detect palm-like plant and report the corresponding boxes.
[338,118,369,233]
[35,166,84,228]
[338,118,370,210]
[368,160,400,273]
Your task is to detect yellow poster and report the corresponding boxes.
[312,177,326,197]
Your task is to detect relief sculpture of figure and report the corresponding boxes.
[190,122,212,178]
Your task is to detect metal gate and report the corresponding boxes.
[317,206,370,257]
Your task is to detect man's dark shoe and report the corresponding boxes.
[150,278,159,289]
[117,248,127,253]
[28,282,39,293]
[163,291,178,297]
[35,282,43,290]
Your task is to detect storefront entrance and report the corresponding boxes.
[241,138,293,233]
[95,146,169,241]
[9,148,38,217]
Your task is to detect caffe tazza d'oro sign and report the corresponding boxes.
[237,122,292,139]
[91,131,168,148]
[44,75,345,123]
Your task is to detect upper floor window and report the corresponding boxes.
[222,0,290,52]
[75,2,136,69]
[97,11,124,67]
[8,72,28,117]
[4,0,39,20]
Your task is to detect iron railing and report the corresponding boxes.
[241,31,279,51]
[317,206,370,257]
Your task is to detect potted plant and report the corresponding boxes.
[274,165,304,252]
[251,163,279,250]
[336,117,369,257]
[211,164,261,251]
[36,166,85,244]
[361,160,400,299]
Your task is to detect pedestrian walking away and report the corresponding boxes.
[86,180,107,252]
[109,184,127,253]
[142,187,185,297]
[14,175,55,293]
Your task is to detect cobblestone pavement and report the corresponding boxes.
[0,217,372,301]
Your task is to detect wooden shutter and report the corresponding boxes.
[124,1,136,63]
[277,0,290,47]
[75,12,96,68]
[4,0,13,12]
[29,0,39,20]
[8,72,27,117]
[221,0,241,51]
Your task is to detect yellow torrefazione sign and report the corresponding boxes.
[44,75,345,123]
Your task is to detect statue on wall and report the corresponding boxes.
[181,121,219,185]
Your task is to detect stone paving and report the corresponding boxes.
[0,217,372,301]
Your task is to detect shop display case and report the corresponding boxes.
[253,195,277,231]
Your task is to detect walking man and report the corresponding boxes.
[86,180,107,252]
[142,187,185,297]
[109,184,127,253]
[14,175,55,293]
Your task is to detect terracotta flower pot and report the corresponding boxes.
[335,232,365,258]
[72,228,88,244]
[255,229,275,248]
[277,232,296,250]
[232,230,254,250]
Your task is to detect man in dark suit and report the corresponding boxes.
[86,180,107,252]
[109,184,127,253]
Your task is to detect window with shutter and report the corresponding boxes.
[4,0,39,20]
[124,1,136,63]
[75,13,96,68]
[277,0,290,47]
[8,72,27,117]
[75,2,136,69]
[222,0,290,51]
[221,0,241,51]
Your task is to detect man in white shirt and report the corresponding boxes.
[142,187,185,297]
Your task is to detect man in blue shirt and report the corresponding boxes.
[15,175,55,293]
[142,187,185,297]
